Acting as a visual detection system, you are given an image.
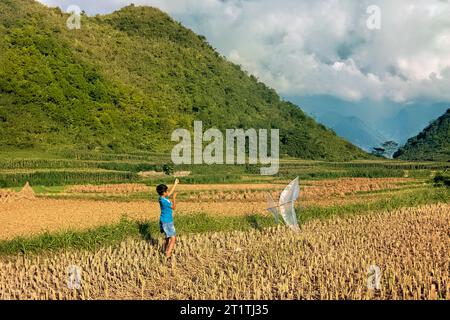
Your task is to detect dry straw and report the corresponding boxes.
[0,203,448,300]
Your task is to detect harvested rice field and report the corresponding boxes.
[0,157,448,301]
[0,178,428,240]
[1,203,448,300]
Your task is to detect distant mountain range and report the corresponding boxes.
[292,95,449,153]
[315,113,386,152]
[394,109,450,161]
[376,103,450,145]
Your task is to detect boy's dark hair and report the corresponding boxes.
[156,184,168,196]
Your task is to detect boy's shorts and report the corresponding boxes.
[160,221,176,238]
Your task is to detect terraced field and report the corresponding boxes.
[0,152,448,300]
[0,178,431,240]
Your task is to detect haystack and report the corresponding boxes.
[18,181,35,200]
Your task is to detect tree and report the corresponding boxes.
[371,141,399,159]
[371,147,386,157]
[381,141,399,159]
[163,163,174,176]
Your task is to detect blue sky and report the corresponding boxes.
[37,0,450,142]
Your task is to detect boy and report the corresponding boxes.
[156,179,179,258]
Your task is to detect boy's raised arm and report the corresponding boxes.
[168,178,179,197]
[171,192,177,211]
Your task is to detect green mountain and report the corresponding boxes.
[0,0,368,160]
[394,109,450,161]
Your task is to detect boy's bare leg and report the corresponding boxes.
[165,237,176,258]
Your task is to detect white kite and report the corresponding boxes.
[266,177,300,231]
[267,193,279,225]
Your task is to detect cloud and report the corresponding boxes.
[38,0,450,103]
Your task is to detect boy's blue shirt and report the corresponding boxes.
[159,196,173,223]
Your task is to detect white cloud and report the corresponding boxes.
[37,0,450,103]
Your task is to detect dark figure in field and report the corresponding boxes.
[156,179,179,258]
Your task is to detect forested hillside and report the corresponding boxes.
[395,109,450,161]
[0,0,368,160]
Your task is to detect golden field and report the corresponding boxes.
[0,178,423,240]
[1,203,448,300]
